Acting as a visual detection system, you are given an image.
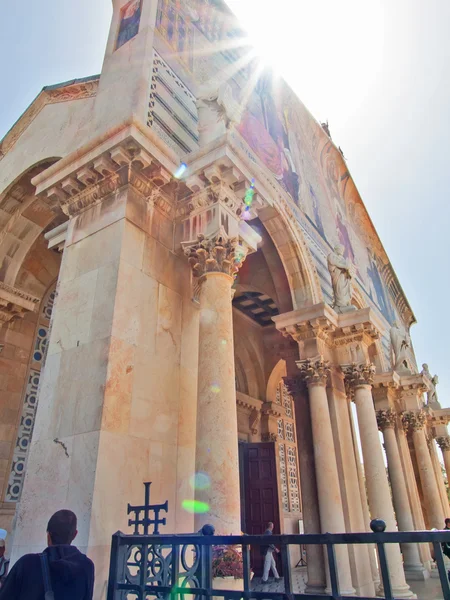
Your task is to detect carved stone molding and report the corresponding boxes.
[0,282,40,323]
[296,357,330,387]
[261,432,278,443]
[376,408,397,431]
[249,408,261,435]
[342,362,376,388]
[176,181,244,221]
[184,232,248,279]
[436,436,450,452]
[401,410,426,433]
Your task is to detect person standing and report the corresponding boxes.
[442,518,450,560]
[0,509,94,599]
[261,522,281,583]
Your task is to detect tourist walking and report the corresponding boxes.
[0,509,95,599]
[261,521,281,583]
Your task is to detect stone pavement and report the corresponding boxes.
[251,566,446,598]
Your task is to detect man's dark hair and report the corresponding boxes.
[445,518,450,526]
[47,510,77,545]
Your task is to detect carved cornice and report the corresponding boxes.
[342,362,376,388]
[296,357,330,387]
[376,408,397,431]
[436,436,450,452]
[401,410,427,433]
[281,316,336,346]
[176,181,244,221]
[184,231,248,278]
[0,282,40,323]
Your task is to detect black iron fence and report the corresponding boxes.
[107,523,450,600]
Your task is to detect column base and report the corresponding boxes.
[326,586,356,597]
[376,583,417,599]
[404,564,430,581]
[305,584,326,595]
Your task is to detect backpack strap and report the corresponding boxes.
[39,553,55,600]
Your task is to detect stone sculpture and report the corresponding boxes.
[196,82,243,146]
[390,321,411,374]
[421,364,440,406]
[327,244,355,313]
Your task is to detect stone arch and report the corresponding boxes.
[257,203,323,310]
[0,158,64,289]
[233,333,265,400]
[266,358,287,404]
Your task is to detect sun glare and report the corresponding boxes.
[225,0,385,123]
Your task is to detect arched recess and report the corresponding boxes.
[266,358,287,404]
[257,204,323,310]
[0,158,64,288]
[233,332,265,401]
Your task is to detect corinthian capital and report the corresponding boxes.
[342,362,376,388]
[184,232,248,278]
[376,408,397,431]
[436,436,450,452]
[401,410,427,433]
[296,357,330,387]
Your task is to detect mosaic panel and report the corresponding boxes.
[278,443,289,512]
[42,290,56,321]
[33,326,48,365]
[5,370,41,502]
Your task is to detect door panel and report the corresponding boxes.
[241,443,281,576]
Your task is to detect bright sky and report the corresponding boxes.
[0,0,449,405]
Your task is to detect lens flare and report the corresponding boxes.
[210,384,221,394]
[189,472,211,491]
[174,163,187,179]
[182,499,210,514]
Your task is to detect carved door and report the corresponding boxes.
[241,442,281,576]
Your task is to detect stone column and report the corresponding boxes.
[437,436,450,499]
[344,364,414,598]
[376,409,427,580]
[285,377,326,594]
[297,358,355,596]
[186,234,247,534]
[402,411,445,529]
[429,436,450,516]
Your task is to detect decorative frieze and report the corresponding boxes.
[436,436,450,452]
[342,362,376,388]
[376,408,397,431]
[297,357,330,387]
[184,232,248,278]
[0,282,40,323]
[401,410,427,433]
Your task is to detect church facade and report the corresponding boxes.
[0,0,449,597]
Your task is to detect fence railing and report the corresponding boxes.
[107,522,450,600]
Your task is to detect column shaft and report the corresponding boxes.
[195,272,240,534]
[353,384,413,598]
[382,423,426,578]
[443,449,450,494]
[307,382,355,595]
[412,428,445,529]
[429,438,449,516]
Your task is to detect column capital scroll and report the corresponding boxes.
[436,436,450,452]
[296,357,330,387]
[341,362,376,389]
[184,231,248,279]
[401,410,427,433]
[376,408,397,431]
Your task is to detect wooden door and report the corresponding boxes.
[241,443,281,576]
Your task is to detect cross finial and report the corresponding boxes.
[127,482,168,535]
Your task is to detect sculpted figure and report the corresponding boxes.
[196,83,243,146]
[421,364,440,406]
[390,321,411,373]
[327,244,355,313]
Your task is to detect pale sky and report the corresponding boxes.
[1,0,449,404]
